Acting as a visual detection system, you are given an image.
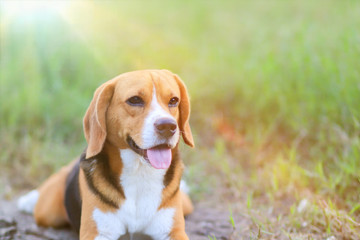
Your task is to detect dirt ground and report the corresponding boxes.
[0,197,234,240]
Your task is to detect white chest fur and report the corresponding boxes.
[92,149,175,240]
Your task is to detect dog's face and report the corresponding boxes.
[83,70,194,169]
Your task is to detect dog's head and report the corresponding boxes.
[83,69,194,169]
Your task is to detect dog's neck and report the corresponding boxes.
[81,141,184,209]
[103,141,124,176]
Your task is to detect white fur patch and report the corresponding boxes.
[180,180,190,195]
[92,149,175,240]
[17,190,39,214]
[141,87,180,149]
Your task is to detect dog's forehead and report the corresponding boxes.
[152,72,180,96]
[113,70,180,97]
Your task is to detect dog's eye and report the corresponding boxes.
[168,97,179,107]
[126,96,144,107]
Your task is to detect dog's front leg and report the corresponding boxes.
[93,234,117,240]
[79,219,125,240]
[170,231,189,240]
[79,201,125,240]
[80,207,126,240]
[169,207,189,240]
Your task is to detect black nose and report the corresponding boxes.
[154,118,177,138]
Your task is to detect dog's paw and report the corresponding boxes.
[17,190,39,214]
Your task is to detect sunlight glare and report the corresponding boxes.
[1,0,71,16]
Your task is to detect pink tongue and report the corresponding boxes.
[147,148,172,169]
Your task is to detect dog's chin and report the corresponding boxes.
[126,136,174,169]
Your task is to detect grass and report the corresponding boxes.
[1,1,359,239]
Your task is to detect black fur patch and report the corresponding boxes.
[163,147,181,200]
[163,147,179,187]
[80,151,125,209]
[64,155,83,233]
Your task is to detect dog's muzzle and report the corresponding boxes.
[126,136,173,169]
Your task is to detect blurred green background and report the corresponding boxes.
[0,1,359,238]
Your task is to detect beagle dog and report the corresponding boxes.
[17,69,195,240]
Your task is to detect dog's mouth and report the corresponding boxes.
[126,136,172,169]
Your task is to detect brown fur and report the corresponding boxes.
[33,70,194,239]
[34,160,77,227]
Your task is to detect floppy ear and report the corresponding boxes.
[83,82,115,159]
[173,74,195,148]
